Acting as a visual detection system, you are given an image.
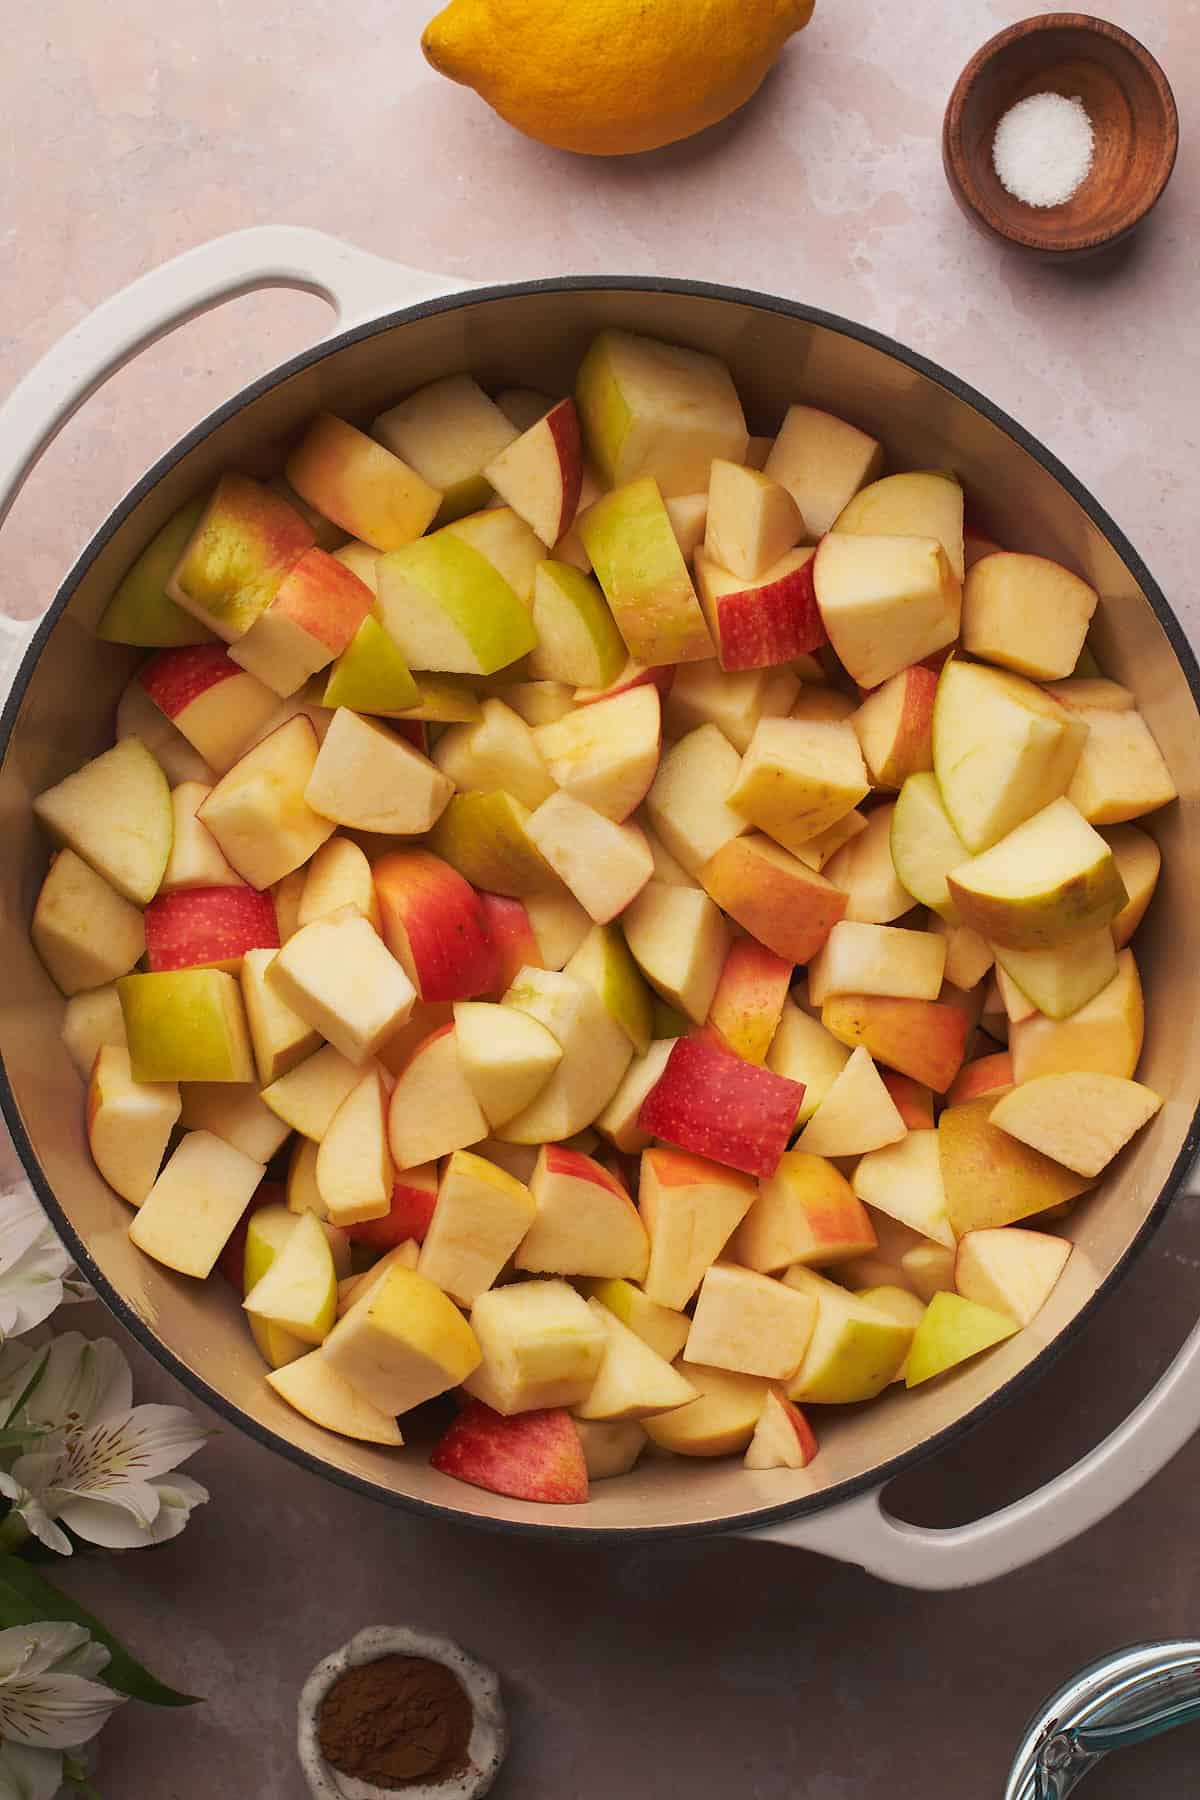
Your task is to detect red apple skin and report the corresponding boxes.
[707,939,793,1064]
[431,1402,588,1504]
[544,399,585,543]
[712,556,826,672]
[821,995,970,1095]
[782,1398,819,1465]
[477,892,542,998]
[542,1143,630,1199]
[348,1165,439,1249]
[880,1070,935,1130]
[272,548,373,651]
[144,885,280,972]
[393,721,428,753]
[947,1052,1014,1105]
[638,1036,805,1179]
[139,645,244,719]
[374,850,496,1003]
[216,1179,286,1292]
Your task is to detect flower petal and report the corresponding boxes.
[0,1742,63,1800]
[55,1478,162,1543]
[0,1476,73,1558]
[66,1472,212,1549]
[21,1337,131,1432]
[0,1625,92,1684]
[0,1195,55,1272]
[0,1670,125,1749]
[67,1404,209,1485]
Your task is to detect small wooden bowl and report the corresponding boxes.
[943,14,1179,256]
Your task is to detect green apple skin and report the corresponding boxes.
[98,498,213,646]
[575,329,748,497]
[430,791,564,899]
[376,533,537,677]
[565,924,654,1055]
[244,1206,308,1369]
[529,561,627,688]
[321,613,419,713]
[117,970,256,1084]
[578,480,713,666]
[904,1291,1017,1386]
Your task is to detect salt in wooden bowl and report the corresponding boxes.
[943,13,1179,256]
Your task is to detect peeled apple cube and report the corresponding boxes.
[33,737,172,907]
[962,551,1097,680]
[812,534,961,690]
[465,1279,606,1416]
[320,1263,481,1417]
[989,1072,1161,1177]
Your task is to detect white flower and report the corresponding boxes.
[0,1621,125,1800]
[0,1189,91,1342]
[0,1335,209,1555]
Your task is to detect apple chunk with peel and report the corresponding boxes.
[767,1001,851,1124]
[564,923,654,1054]
[990,1072,1161,1177]
[515,1145,649,1281]
[129,1129,264,1277]
[429,791,562,899]
[116,674,215,785]
[305,709,453,836]
[167,473,316,640]
[948,798,1127,951]
[695,549,823,673]
[764,405,884,538]
[962,552,1097,680]
[1010,949,1143,1083]
[622,884,729,1027]
[781,1267,914,1403]
[34,736,172,907]
[388,1025,488,1167]
[578,478,713,666]
[638,1147,757,1310]
[62,985,127,1080]
[794,1046,906,1158]
[118,969,255,1085]
[196,717,333,890]
[993,928,1118,1021]
[595,1039,678,1154]
[143,885,279,975]
[852,664,937,789]
[32,850,145,996]
[244,1209,337,1347]
[86,1046,180,1206]
[582,1277,691,1363]
[705,459,805,581]
[813,535,961,690]
[98,495,213,647]
[821,994,970,1094]
[644,724,749,878]
[162,783,244,893]
[269,910,416,1065]
[732,1151,876,1272]
[639,1036,804,1179]
[728,717,870,853]
[444,505,544,606]
[1104,825,1161,948]
[315,1068,394,1228]
[240,948,321,1084]
[320,612,420,715]
[744,1392,818,1470]
[138,647,282,776]
[321,1263,480,1415]
[881,1070,935,1129]
[643,1363,770,1457]
[452,1000,563,1127]
[832,471,965,580]
[431,1403,587,1505]
[228,548,373,700]
[417,1149,535,1306]
[575,327,748,497]
[955,1227,1071,1327]
[376,530,536,677]
[946,1052,1013,1105]
[701,834,847,964]
[905,1291,1017,1387]
[298,837,379,932]
[891,774,969,920]
[527,560,627,689]
[901,1244,956,1303]
[433,699,554,812]
[707,939,791,1064]
[372,374,519,523]
[464,1279,606,1415]
[933,659,1088,853]
[928,917,993,992]
[346,1163,439,1251]
[1066,707,1178,824]
[534,686,661,822]
[482,397,583,546]
[575,1301,696,1422]
[261,1043,362,1140]
[374,851,496,1003]
[267,1353,403,1446]
[286,413,441,552]
[808,922,946,1005]
[498,968,633,1143]
[852,1129,954,1248]
[526,792,653,924]
[938,1095,1094,1235]
[478,894,543,996]
[685,1262,817,1380]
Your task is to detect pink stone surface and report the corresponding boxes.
[3,2,1200,1795]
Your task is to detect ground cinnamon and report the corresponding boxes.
[318,1654,474,1790]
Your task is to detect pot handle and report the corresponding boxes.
[0,225,463,544]
[749,1162,1200,1588]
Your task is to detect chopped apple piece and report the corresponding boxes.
[578,478,714,666]
[1010,948,1143,1083]
[528,561,627,689]
[744,1391,818,1469]
[269,910,415,1064]
[932,659,1088,853]
[482,397,583,547]
[286,414,441,552]
[927,918,993,993]
[346,1162,439,1252]
[905,1291,1017,1387]
[948,798,1126,951]
[732,1151,875,1272]
[639,1035,803,1178]
[832,471,965,579]
[684,1262,816,1380]
[143,885,279,976]
[375,530,536,676]
[320,611,420,716]
[315,1067,394,1228]
[705,459,805,581]
[781,1266,914,1403]
[116,674,215,785]
[938,1094,1094,1234]
[727,716,869,856]
[595,1039,678,1154]
[433,698,554,811]
[118,969,255,1085]
[575,327,748,496]
[852,1129,954,1248]
[622,883,729,1027]
[515,1144,649,1281]
[229,548,373,698]
[852,663,938,789]
[178,1082,290,1164]
[706,939,791,1064]
[563,922,654,1054]
[694,548,823,672]
[889,773,969,920]
[195,717,333,890]
[644,724,749,877]
[702,833,847,963]
[416,1149,535,1305]
[452,1000,563,1127]
[1104,824,1161,948]
[525,890,591,970]
[431,1401,587,1504]
[664,660,799,754]
[239,948,321,1085]
[962,551,1097,679]
[807,922,946,1005]
[946,1051,1013,1105]
[766,1000,850,1124]
[86,1046,180,1206]
[574,1300,696,1421]
[465,1279,606,1415]
[161,782,243,894]
[526,792,653,924]
[880,1070,935,1129]
[244,1208,337,1347]
[574,1417,646,1479]
[304,708,453,837]
[820,994,970,1093]
[823,802,913,924]
[387,1025,488,1167]
[372,374,518,522]
[901,1243,957,1303]
[582,1276,691,1363]
[98,496,213,646]
[764,405,883,537]
[429,791,561,900]
[321,1262,480,1415]
[955,1226,1071,1326]
[32,850,145,996]
[1066,706,1178,824]
[535,687,661,822]
[991,1072,1161,1178]
[267,1352,403,1446]
[498,967,633,1143]
[993,928,1118,1021]
[34,737,171,907]
[61,985,128,1080]
[373,850,496,1003]
[642,1363,770,1457]
[261,1043,363,1140]
[129,1129,264,1277]
[638,1146,757,1309]
[298,837,380,933]
[166,473,315,639]
[813,535,961,690]
[794,1046,905,1158]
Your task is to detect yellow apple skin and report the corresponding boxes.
[781,1266,914,1403]
[947,798,1127,952]
[118,970,256,1086]
[938,1095,1093,1236]
[581,1277,691,1363]
[904,1291,1017,1387]
[731,1152,875,1272]
[578,479,714,665]
[320,1264,481,1416]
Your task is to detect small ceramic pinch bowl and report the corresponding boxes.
[943,13,1179,256]
[298,1626,507,1800]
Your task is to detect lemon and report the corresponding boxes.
[422,0,815,157]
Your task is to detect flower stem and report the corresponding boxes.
[0,1513,30,1552]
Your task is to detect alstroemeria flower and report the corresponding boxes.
[0,1334,209,1555]
[0,1190,90,1342]
[0,1621,125,1800]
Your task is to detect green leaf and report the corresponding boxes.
[2,1346,50,1427]
[0,1554,202,1706]
[63,1754,104,1797]
[0,1425,49,1450]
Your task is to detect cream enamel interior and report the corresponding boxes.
[1,282,1197,1536]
